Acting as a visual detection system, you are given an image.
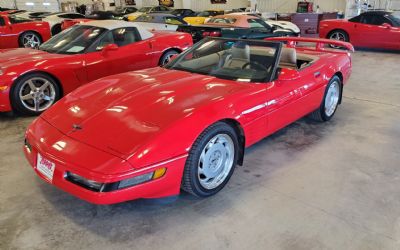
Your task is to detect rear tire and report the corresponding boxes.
[328,30,349,48]
[309,75,342,122]
[10,73,61,116]
[181,122,239,197]
[159,50,179,66]
[51,24,62,35]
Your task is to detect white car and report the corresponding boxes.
[133,13,186,31]
[40,12,85,35]
[227,12,300,34]
[124,6,171,21]
[12,11,51,20]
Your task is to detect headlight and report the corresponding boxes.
[66,172,104,191]
[65,168,167,192]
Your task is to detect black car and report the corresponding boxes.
[86,11,116,20]
[112,6,137,19]
[171,9,196,18]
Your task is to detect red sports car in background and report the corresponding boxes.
[61,18,91,30]
[320,11,400,50]
[0,14,51,49]
[0,20,192,115]
[24,37,354,204]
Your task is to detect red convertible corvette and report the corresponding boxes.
[24,37,353,204]
[0,20,192,115]
[320,11,400,50]
[0,14,51,49]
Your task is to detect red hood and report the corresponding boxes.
[0,48,68,67]
[42,67,248,158]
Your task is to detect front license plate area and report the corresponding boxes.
[36,153,55,182]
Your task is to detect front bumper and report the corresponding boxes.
[23,119,187,205]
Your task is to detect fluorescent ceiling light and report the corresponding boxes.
[25,2,34,5]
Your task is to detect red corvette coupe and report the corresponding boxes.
[61,18,92,30]
[24,37,353,204]
[320,11,400,50]
[0,20,192,115]
[0,14,51,49]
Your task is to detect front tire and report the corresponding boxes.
[309,75,342,122]
[10,73,60,116]
[181,122,239,197]
[19,32,42,49]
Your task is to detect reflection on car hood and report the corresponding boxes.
[0,48,67,67]
[42,67,247,158]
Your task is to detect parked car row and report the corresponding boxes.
[0,5,398,205]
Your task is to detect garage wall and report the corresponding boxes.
[0,0,17,9]
[15,0,60,12]
[140,0,184,8]
[188,0,249,11]
[256,0,346,13]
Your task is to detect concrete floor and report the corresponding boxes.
[1,50,400,250]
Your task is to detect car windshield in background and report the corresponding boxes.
[208,18,237,24]
[138,7,152,12]
[389,12,400,26]
[198,11,214,17]
[135,15,154,22]
[8,15,31,24]
[39,25,106,54]
[166,38,281,83]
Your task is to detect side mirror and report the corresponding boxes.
[102,43,118,55]
[382,23,392,29]
[278,68,301,81]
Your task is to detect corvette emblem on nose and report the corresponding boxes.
[72,124,82,131]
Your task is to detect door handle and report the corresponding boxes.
[314,72,321,77]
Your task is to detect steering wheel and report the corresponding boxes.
[242,61,268,71]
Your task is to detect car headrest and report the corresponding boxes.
[230,42,250,61]
[280,48,297,66]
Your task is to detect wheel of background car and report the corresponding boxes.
[309,75,341,122]
[19,32,42,49]
[159,50,179,66]
[181,122,239,197]
[328,30,349,48]
[11,73,60,116]
[242,61,268,71]
[51,24,62,35]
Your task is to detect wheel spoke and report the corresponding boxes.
[42,95,53,101]
[27,80,36,91]
[21,93,34,100]
[39,81,50,91]
[34,98,40,111]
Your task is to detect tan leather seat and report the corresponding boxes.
[279,48,297,69]
[222,43,250,69]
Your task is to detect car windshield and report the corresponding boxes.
[39,25,106,54]
[138,7,152,12]
[198,11,213,17]
[8,15,31,24]
[207,17,237,24]
[389,12,400,26]
[166,38,281,82]
[135,15,154,22]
